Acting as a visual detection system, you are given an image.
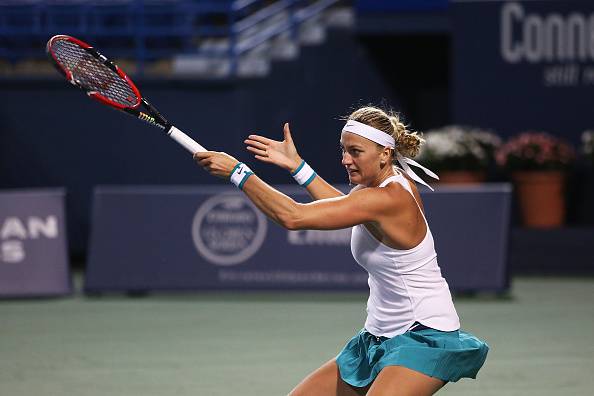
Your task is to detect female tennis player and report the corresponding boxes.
[194,106,489,395]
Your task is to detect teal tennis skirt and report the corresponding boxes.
[336,326,489,387]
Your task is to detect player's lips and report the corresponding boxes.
[346,168,359,175]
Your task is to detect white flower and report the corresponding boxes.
[469,140,487,160]
[469,129,503,147]
[418,125,499,163]
[421,132,466,158]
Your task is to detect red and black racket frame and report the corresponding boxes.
[46,35,172,132]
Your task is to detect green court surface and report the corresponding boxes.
[1,277,593,396]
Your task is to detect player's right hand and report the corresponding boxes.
[194,151,239,179]
[245,122,302,172]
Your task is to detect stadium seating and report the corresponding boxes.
[0,0,344,77]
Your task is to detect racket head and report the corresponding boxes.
[46,35,141,111]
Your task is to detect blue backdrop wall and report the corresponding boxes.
[452,0,594,143]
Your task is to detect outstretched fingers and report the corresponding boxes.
[283,122,293,142]
[245,138,269,151]
[247,134,275,145]
[246,145,268,158]
[245,136,274,162]
[254,154,273,163]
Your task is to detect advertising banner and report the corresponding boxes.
[85,184,510,293]
[452,0,594,143]
[0,189,70,297]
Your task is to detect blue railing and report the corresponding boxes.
[0,0,340,77]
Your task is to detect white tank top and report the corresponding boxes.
[350,173,460,337]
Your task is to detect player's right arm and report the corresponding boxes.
[245,123,344,200]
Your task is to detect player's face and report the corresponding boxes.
[340,132,385,186]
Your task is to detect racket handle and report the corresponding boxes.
[168,126,206,154]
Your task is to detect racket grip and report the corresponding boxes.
[168,126,206,154]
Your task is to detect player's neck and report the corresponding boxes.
[369,167,396,188]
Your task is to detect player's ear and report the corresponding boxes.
[380,147,391,166]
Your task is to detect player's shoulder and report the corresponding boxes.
[381,179,413,204]
[351,179,410,207]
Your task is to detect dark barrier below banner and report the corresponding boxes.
[0,189,71,297]
[85,184,511,293]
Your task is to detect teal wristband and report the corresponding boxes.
[302,171,317,187]
[229,162,254,190]
[238,172,254,190]
[291,160,317,186]
[291,160,306,176]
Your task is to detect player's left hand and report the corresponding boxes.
[194,151,240,179]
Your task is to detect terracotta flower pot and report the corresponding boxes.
[438,171,487,185]
[512,171,566,228]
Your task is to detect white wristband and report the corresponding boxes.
[229,162,254,190]
[291,160,317,187]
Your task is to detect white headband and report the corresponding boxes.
[342,120,396,148]
[341,119,440,191]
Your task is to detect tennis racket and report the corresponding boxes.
[46,34,205,154]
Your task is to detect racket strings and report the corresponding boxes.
[51,39,139,107]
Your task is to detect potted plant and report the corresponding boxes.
[496,132,575,228]
[417,125,501,184]
[579,130,594,224]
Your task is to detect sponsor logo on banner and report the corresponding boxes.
[0,216,59,263]
[500,1,594,86]
[192,194,267,266]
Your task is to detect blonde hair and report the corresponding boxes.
[347,106,423,158]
